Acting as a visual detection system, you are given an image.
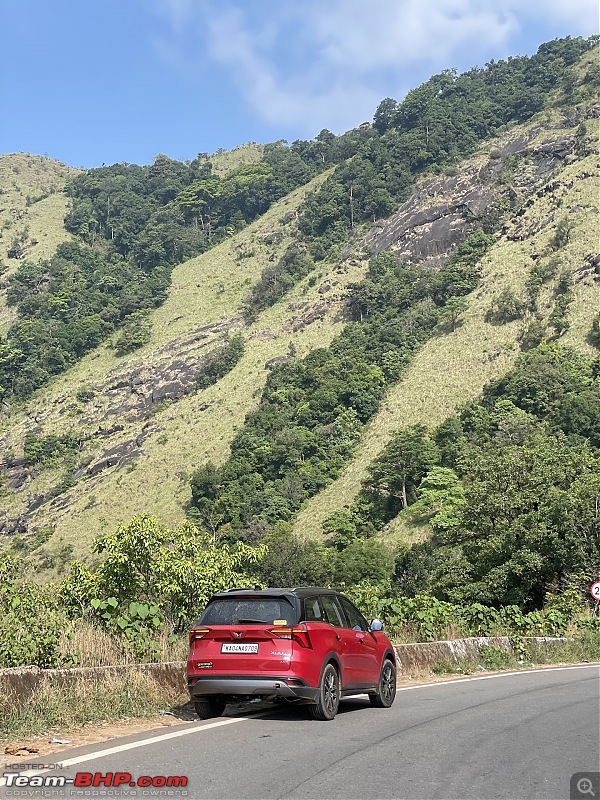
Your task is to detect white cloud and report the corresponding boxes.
[153,0,598,137]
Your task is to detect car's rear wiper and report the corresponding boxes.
[235,618,268,624]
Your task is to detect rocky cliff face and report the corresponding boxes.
[361,109,598,270]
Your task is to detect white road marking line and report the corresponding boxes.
[395,662,599,690]
[1,663,597,787]
[0,712,270,786]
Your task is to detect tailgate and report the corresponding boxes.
[190,625,293,672]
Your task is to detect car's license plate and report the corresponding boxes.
[221,643,259,654]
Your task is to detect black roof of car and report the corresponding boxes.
[209,587,340,600]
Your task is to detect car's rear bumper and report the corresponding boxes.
[188,675,319,703]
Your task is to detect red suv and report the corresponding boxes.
[187,587,397,721]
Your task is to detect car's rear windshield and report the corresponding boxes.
[199,596,299,626]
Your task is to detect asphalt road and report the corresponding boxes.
[1,665,598,800]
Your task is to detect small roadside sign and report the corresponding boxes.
[590,582,600,601]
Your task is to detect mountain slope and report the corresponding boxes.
[0,154,77,334]
[0,171,373,565]
[1,40,598,573]
[293,112,600,541]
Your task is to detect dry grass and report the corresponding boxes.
[0,670,188,741]
[58,622,188,667]
[206,142,265,176]
[25,253,368,567]
[1,170,372,567]
[3,115,599,567]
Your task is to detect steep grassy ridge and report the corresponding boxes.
[0,171,374,566]
[1,69,598,569]
[0,154,77,334]
[294,120,600,542]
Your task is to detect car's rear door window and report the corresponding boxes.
[199,597,298,625]
[320,595,346,627]
[302,596,326,622]
[339,597,369,631]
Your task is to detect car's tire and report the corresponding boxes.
[308,663,340,721]
[194,696,226,719]
[369,658,396,708]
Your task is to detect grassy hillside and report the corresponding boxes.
[205,142,264,176]
[1,40,598,575]
[3,108,599,571]
[0,154,77,334]
[294,118,600,543]
[0,170,373,569]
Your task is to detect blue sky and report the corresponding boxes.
[0,0,597,168]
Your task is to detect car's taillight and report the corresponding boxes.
[269,623,312,648]
[189,628,210,643]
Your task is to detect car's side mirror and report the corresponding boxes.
[370,618,383,631]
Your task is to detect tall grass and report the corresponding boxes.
[58,622,188,667]
[1,671,188,741]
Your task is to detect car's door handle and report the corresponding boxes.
[335,634,341,641]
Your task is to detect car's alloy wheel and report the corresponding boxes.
[309,663,339,721]
[194,696,226,719]
[370,659,396,708]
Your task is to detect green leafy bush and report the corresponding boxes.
[0,553,73,669]
[23,431,80,466]
[60,515,266,632]
[89,598,164,661]
[485,288,527,324]
[479,645,515,670]
[196,334,244,389]
[243,244,315,321]
[113,313,152,356]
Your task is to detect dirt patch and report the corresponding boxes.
[0,713,194,768]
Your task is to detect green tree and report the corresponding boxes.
[485,288,527,324]
[446,435,600,607]
[589,313,600,349]
[334,539,395,586]
[61,516,266,630]
[410,467,467,534]
[373,98,399,134]
[440,296,469,332]
[254,527,334,587]
[366,425,440,509]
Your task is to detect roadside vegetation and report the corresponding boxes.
[1,671,188,742]
[429,631,600,677]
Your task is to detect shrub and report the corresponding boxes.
[196,334,244,389]
[76,386,96,403]
[0,554,74,669]
[113,314,151,356]
[485,288,527,324]
[432,657,478,675]
[479,645,515,670]
[23,431,80,466]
